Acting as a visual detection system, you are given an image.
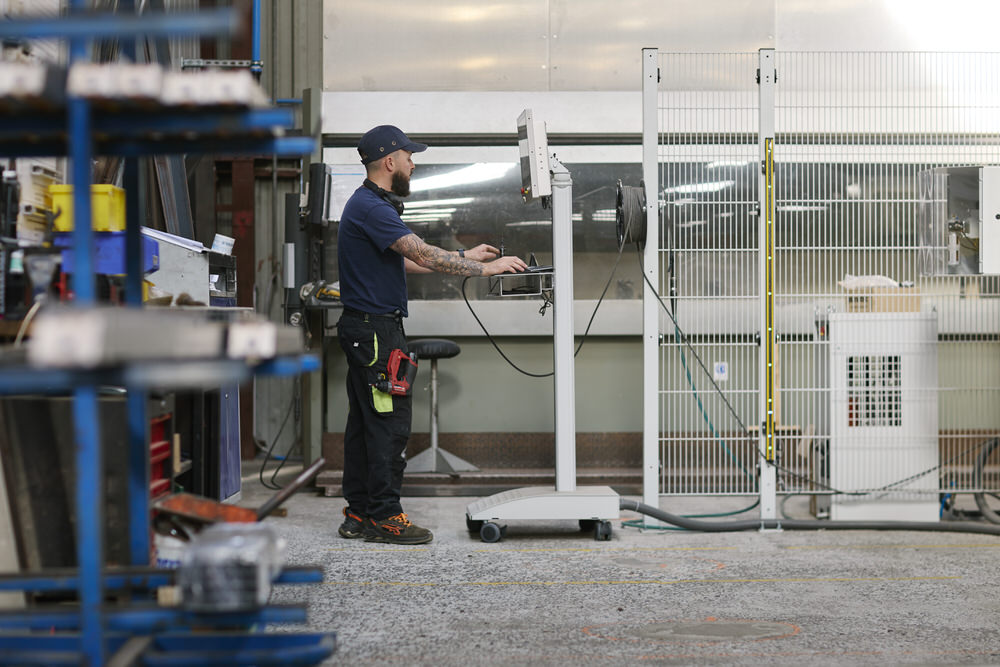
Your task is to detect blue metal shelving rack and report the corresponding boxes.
[0,5,334,665]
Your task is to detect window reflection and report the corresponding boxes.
[404,161,642,301]
[401,158,936,302]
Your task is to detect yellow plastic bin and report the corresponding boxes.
[49,184,126,232]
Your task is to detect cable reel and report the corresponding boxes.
[615,179,647,250]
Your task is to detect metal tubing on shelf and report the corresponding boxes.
[252,0,262,74]
[0,631,335,665]
[68,3,104,660]
[123,88,148,564]
[0,135,316,160]
[126,392,149,566]
[0,565,323,594]
[68,112,94,304]
[72,385,104,666]
[550,157,576,492]
[0,605,308,632]
[0,8,237,41]
[0,108,297,139]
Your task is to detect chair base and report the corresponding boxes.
[406,447,479,474]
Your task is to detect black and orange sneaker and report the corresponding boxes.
[338,507,369,539]
[364,513,433,545]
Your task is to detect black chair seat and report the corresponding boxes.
[408,338,460,360]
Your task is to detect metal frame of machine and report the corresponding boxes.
[464,110,619,542]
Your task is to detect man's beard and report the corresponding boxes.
[390,170,411,197]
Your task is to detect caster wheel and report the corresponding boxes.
[579,519,598,532]
[466,516,484,533]
[593,520,612,541]
[480,522,505,543]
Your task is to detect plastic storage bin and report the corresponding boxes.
[49,183,126,232]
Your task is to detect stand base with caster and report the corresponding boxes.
[465,485,619,542]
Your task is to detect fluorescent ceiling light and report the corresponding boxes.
[705,160,750,169]
[777,204,827,212]
[675,220,707,229]
[591,209,616,222]
[664,180,735,194]
[405,197,474,209]
[505,220,551,228]
[410,163,514,193]
[672,198,697,206]
[401,211,455,222]
[403,208,457,216]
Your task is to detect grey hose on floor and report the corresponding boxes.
[619,498,1000,536]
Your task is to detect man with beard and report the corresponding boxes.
[336,125,526,544]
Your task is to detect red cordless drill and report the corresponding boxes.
[372,348,418,396]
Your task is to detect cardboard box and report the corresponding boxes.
[845,286,920,313]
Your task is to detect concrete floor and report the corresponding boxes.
[244,463,1000,666]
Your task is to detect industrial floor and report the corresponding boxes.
[243,463,1000,666]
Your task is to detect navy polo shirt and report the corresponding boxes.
[337,185,413,316]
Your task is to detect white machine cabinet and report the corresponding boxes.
[828,312,939,521]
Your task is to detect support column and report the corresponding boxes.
[300,87,324,468]
[641,48,660,517]
[757,48,778,521]
[231,157,258,461]
[550,158,575,492]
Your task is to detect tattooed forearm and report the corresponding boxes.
[392,234,484,276]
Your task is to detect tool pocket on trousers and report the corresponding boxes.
[340,324,394,415]
[340,327,380,370]
[370,386,393,414]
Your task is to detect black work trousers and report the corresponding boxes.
[337,310,412,520]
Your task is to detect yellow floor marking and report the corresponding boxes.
[323,575,959,587]
[472,546,738,554]
[325,547,431,553]
[784,543,1000,550]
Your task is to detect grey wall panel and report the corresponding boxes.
[322,0,1000,94]
[548,0,775,90]
[323,1,550,91]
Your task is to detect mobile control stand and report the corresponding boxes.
[465,110,619,542]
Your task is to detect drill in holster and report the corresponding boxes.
[372,348,418,396]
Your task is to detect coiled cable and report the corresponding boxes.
[616,180,647,250]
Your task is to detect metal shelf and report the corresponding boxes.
[0,565,322,595]
[0,5,332,665]
[0,108,313,158]
[0,353,320,395]
[0,631,335,667]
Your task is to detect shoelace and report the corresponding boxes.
[386,513,412,527]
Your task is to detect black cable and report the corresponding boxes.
[973,437,1000,524]
[634,243,988,499]
[621,498,760,531]
[461,276,551,378]
[636,247,750,436]
[620,498,1000,535]
[459,239,625,378]
[267,385,303,489]
[258,383,299,490]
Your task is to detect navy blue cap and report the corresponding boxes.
[358,125,428,164]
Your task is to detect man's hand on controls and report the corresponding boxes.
[462,243,500,262]
[482,255,528,276]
